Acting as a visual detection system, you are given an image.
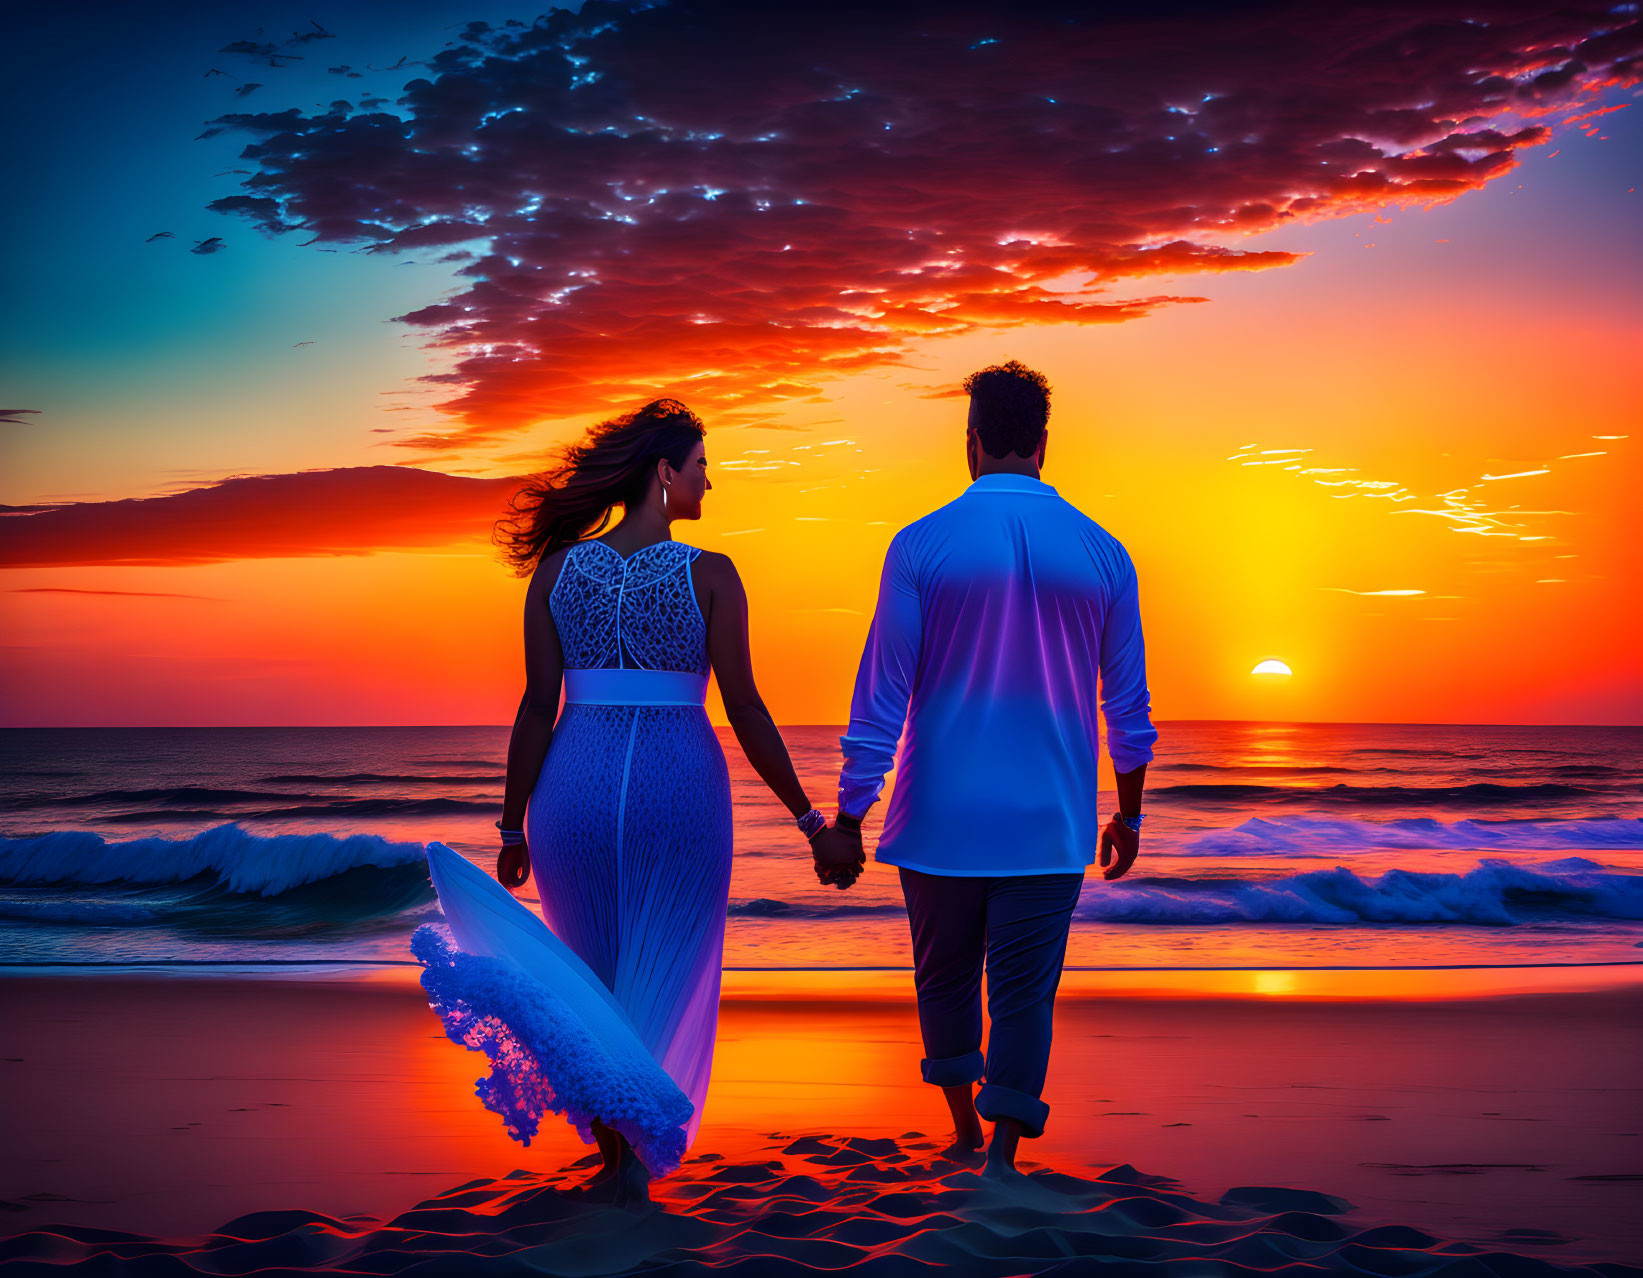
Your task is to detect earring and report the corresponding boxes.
[662,484,669,513]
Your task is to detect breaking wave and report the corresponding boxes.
[1075,858,1643,926]
[0,823,428,896]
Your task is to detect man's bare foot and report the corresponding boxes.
[981,1159,1028,1183]
[940,1082,985,1162]
[982,1116,1025,1181]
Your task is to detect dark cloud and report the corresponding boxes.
[0,408,43,425]
[0,467,520,568]
[204,1,1641,448]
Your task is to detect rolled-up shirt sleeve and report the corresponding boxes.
[838,532,923,817]
[1099,554,1157,773]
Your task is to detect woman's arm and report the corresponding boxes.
[698,552,811,818]
[500,551,568,835]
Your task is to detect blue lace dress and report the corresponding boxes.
[529,540,733,1139]
[412,538,732,1177]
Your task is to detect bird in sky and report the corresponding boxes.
[191,237,225,255]
[288,21,335,44]
[220,39,303,66]
[145,231,174,242]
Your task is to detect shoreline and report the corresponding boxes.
[5,959,1641,1001]
[3,972,1639,1262]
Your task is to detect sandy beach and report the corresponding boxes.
[3,968,1640,1272]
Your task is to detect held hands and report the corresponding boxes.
[497,843,531,891]
[1099,817,1140,881]
[811,824,865,890]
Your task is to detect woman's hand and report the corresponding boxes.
[497,844,531,891]
[811,825,865,890]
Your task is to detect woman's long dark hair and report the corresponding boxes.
[496,398,706,575]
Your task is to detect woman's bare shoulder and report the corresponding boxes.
[691,549,741,585]
[528,545,574,600]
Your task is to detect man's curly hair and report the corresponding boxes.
[963,360,1051,458]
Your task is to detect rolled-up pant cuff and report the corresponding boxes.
[920,1049,985,1087]
[975,1083,1050,1138]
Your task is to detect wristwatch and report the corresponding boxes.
[1113,812,1145,832]
[834,811,863,834]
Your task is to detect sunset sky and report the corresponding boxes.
[2,0,1638,728]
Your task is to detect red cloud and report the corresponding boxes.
[0,468,520,568]
[205,2,1641,448]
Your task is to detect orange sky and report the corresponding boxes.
[2,81,1638,728]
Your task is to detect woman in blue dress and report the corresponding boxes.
[445,398,861,1204]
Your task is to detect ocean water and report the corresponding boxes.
[1,722,1640,972]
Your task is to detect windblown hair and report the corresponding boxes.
[496,398,705,575]
[963,360,1052,458]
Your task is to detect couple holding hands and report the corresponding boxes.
[418,359,1154,1204]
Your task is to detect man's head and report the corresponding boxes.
[963,360,1051,476]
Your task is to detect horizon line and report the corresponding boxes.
[4,959,1640,974]
[2,718,1640,732]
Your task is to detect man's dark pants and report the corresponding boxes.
[899,865,1084,1138]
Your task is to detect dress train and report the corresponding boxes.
[413,841,693,1177]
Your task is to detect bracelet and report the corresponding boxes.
[834,811,862,833]
[496,819,526,847]
[1113,812,1145,831]
[795,808,827,841]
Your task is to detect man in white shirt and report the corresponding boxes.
[815,360,1156,1178]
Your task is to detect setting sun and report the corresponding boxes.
[1252,659,1294,677]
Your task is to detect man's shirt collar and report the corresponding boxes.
[965,472,1057,497]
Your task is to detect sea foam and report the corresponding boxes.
[1179,815,1643,858]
